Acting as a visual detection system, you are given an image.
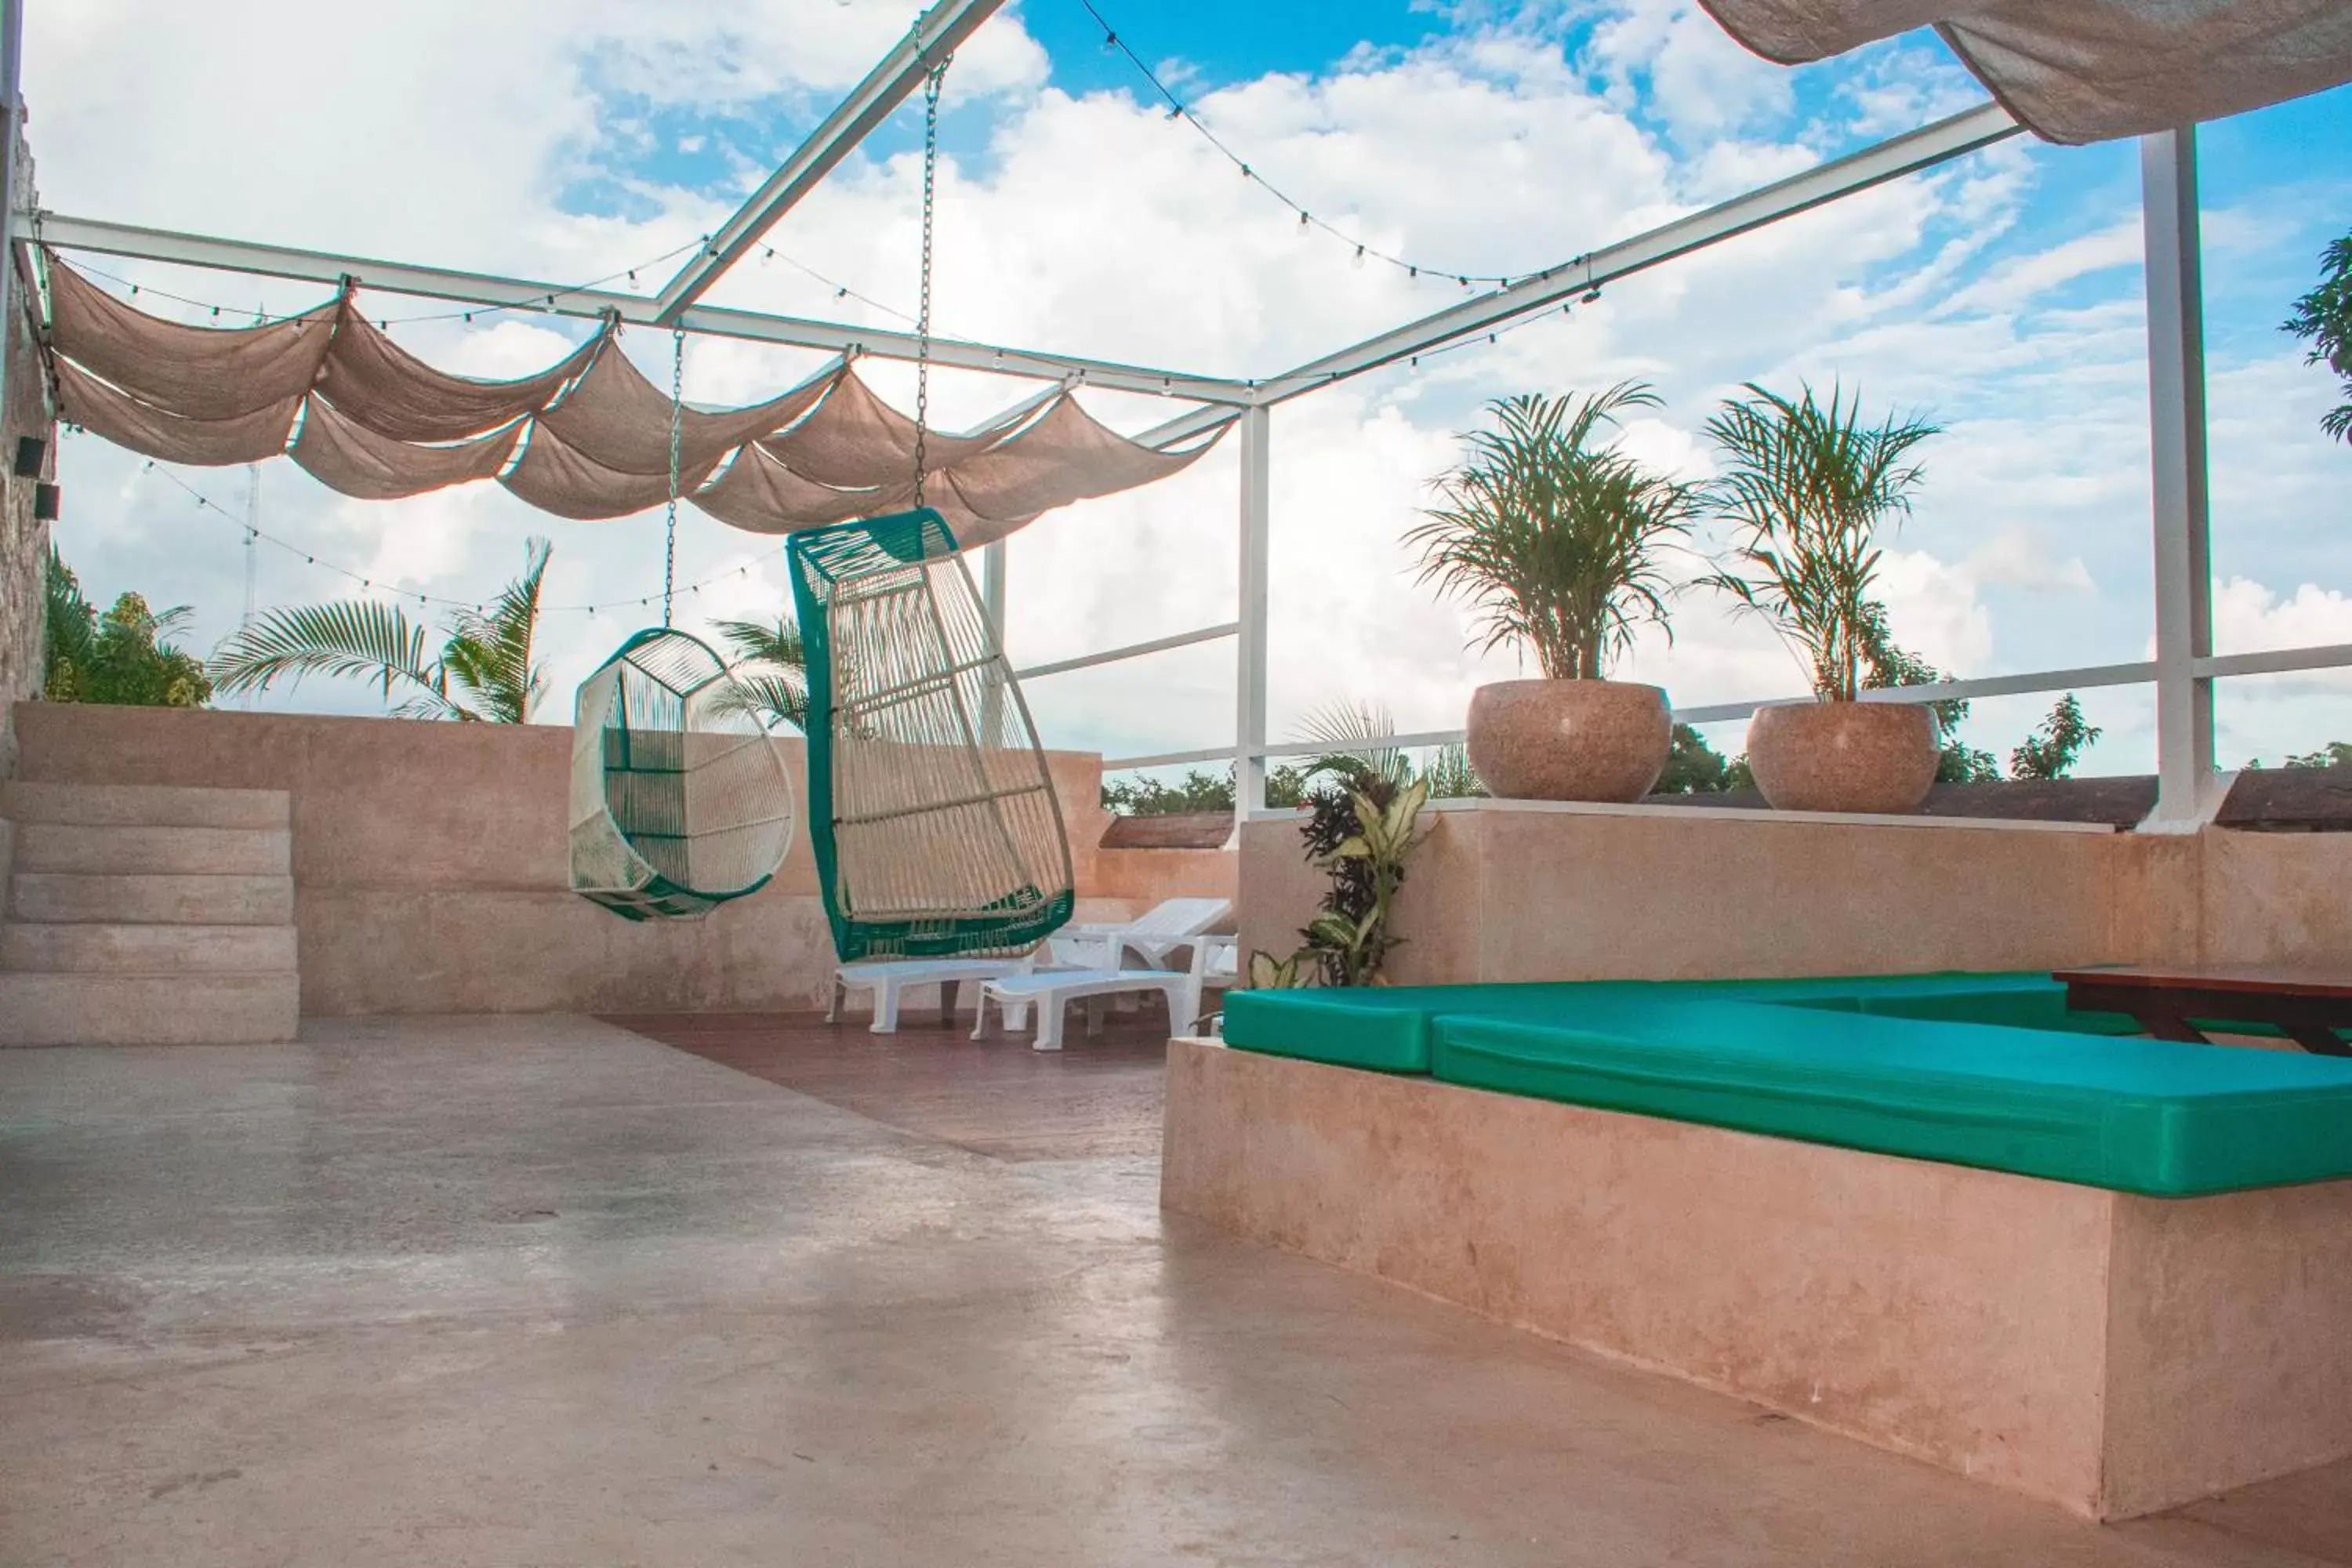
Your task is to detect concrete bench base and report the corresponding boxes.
[1160,1038,2352,1520]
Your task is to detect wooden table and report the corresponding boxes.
[2053,967,2352,1056]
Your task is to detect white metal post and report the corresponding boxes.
[1235,405,1271,826]
[2142,127,2216,825]
[980,539,1007,739]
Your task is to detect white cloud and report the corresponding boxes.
[30,1,2352,776]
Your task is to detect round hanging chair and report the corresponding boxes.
[568,627,797,921]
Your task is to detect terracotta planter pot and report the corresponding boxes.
[1465,679,1670,803]
[1746,701,1939,815]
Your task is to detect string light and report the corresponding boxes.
[1076,0,1544,290]
[114,450,785,617]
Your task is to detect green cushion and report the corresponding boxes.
[1223,973,2352,1195]
[1221,983,1596,1073]
[1432,999,2352,1196]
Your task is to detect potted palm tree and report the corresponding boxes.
[1406,384,1698,802]
[1703,383,1943,814]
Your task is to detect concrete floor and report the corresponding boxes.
[3,1015,2349,1567]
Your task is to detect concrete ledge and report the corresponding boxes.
[1160,1038,2352,1519]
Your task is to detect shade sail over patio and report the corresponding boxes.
[43,256,1229,546]
[1697,0,2352,143]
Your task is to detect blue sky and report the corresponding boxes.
[30,0,2352,775]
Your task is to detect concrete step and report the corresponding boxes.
[0,921,297,975]
[9,873,295,926]
[0,971,299,1047]
[12,823,290,877]
[0,782,289,830]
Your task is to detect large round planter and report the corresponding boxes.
[1746,701,1939,815]
[1465,679,1671,803]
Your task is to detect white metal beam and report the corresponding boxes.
[1101,643,2352,772]
[1233,405,1272,826]
[1011,621,1236,681]
[25,210,1260,405]
[1141,100,2021,448]
[2141,127,2217,826]
[653,0,1007,322]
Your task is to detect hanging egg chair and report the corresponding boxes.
[789,507,1074,960]
[568,626,797,921]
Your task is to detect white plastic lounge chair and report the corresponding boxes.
[1188,933,1240,1036]
[971,967,1198,1051]
[830,955,1035,1034]
[1047,896,1232,971]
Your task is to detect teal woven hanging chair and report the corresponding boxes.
[788,508,1074,961]
[568,627,797,922]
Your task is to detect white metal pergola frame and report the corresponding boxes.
[4,1,2331,829]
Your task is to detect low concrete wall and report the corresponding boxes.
[1163,1038,2352,1519]
[9,702,1149,1016]
[1239,798,2352,983]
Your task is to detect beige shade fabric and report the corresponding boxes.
[502,422,724,521]
[539,342,837,476]
[43,254,1229,543]
[1697,0,2352,143]
[290,395,522,501]
[690,441,879,534]
[926,395,1223,550]
[54,358,299,465]
[758,368,1007,488]
[49,261,335,421]
[314,310,601,443]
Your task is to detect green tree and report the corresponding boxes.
[1654,724,1733,793]
[2284,741,2352,769]
[1409,384,1700,679]
[2009,694,2102,780]
[43,548,212,708]
[710,615,810,732]
[1857,620,1998,783]
[208,538,550,721]
[2284,230,2352,443]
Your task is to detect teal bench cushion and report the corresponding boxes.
[1222,973,2352,1195]
[1220,972,2123,1073]
[1221,983,1595,1073]
[1432,1000,2352,1196]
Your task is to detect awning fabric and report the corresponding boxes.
[1697,0,2352,143]
[42,254,1228,543]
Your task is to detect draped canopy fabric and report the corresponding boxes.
[1697,0,2352,143]
[42,254,1229,544]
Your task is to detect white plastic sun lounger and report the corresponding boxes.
[1047,896,1232,971]
[830,955,1036,1034]
[972,934,1240,1051]
[971,967,1196,1051]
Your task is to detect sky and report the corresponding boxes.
[26,0,2352,779]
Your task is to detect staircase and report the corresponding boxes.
[0,782,300,1046]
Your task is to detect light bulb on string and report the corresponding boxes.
[1297,212,1311,239]
[1352,245,1366,270]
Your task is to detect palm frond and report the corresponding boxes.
[712,615,808,673]
[207,599,463,717]
[1702,381,1940,701]
[1294,699,1410,786]
[443,537,550,724]
[1407,383,1698,680]
[709,670,811,732]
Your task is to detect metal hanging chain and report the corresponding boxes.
[663,325,685,626]
[913,55,949,508]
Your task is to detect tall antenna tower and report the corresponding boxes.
[241,462,260,708]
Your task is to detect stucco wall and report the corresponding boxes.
[1239,798,2352,983]
[0,253,54,780]
[11,702,1142,1016]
